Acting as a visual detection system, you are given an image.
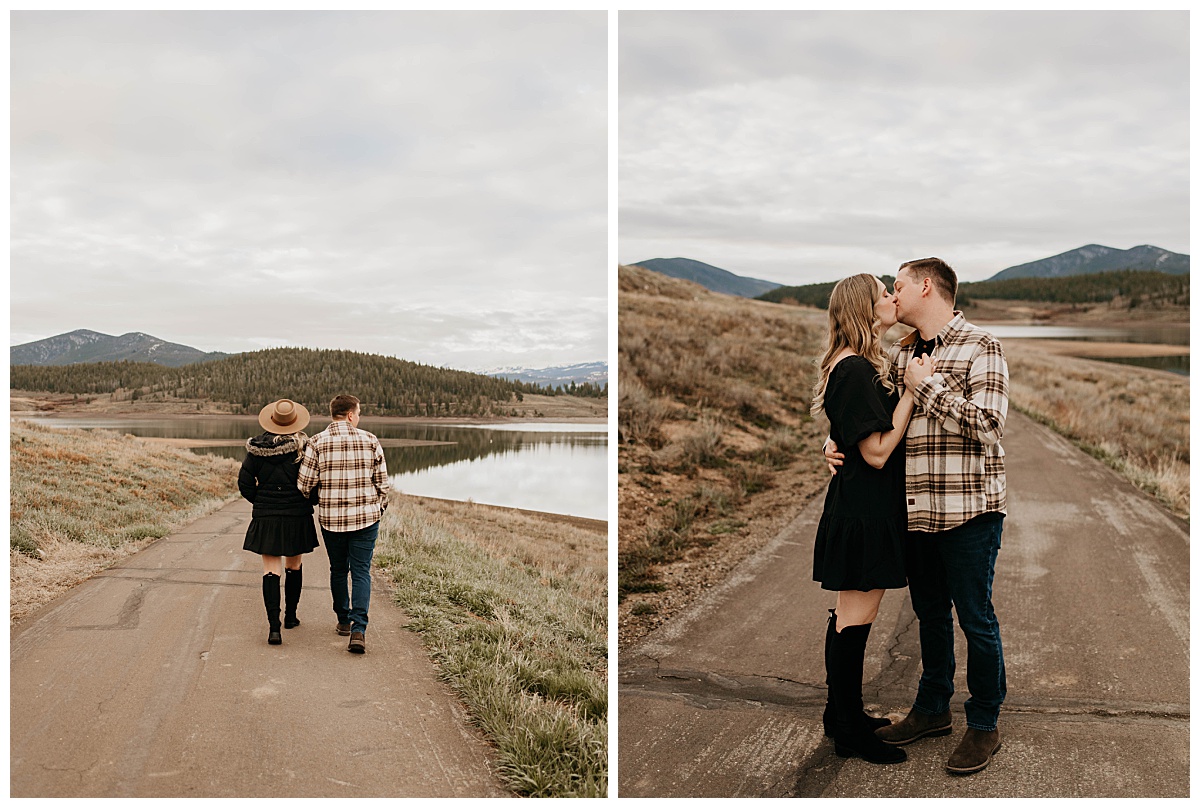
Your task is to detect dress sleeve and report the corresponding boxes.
[828,358,895,448]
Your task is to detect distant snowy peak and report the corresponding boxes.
[482,361,608,387]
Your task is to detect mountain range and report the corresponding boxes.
[630,257,781,298]
[633,245,1189,295]
[986,244,1189,281]
[482,361,608,387]
[10,330,230,367]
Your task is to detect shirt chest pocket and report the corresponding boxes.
[932,358,972,395]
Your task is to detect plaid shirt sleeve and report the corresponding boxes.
[912,335,1008,446]
[297,441,319,496]
[372,436,391,508]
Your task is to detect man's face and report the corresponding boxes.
[347,405,361,426]
[892,269,921,326]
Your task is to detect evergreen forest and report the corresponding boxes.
[11,347,606,417]
[757,269,1188,309]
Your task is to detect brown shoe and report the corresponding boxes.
[336,622,352,636]
[875,708,952,746]
[348,631,366,654]
[946,728,1001,774]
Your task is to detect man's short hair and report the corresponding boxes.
[899,257,957,304]
[330,394,360,419]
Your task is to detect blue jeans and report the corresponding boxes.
[323,521,379,634]
[905,515,1006,731]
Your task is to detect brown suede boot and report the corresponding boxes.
[875,708,952,746]
[945,728,1001,774]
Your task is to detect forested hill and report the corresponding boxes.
[957,269,1188,306]
[757,269,1186,310]
[11,347,606,417]
[757,276,896,308]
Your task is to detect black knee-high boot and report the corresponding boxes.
[829,622,905,764]
[823,610,891,737]
[284,565,302,629]
[263,573,282,645]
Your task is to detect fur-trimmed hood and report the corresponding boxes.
[246,432,307,459]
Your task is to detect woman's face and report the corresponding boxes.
[873,278,898,329]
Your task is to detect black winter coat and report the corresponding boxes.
[238,433,319,517]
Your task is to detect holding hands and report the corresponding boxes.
[905,354,935,390]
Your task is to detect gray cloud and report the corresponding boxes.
[619,10,1188,284]
[12,11,606,370]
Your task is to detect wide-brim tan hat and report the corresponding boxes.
[258,399,310,435]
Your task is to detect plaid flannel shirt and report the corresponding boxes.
[297,420,391,532]
[887,312,1008,532]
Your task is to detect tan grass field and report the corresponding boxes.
[618,265,833,644]
[1003,342,1189,517]
[9,421,240,622]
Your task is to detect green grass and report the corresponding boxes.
[374,499,607,797]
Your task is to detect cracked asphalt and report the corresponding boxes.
[10,499,507,798]
[618,410,1189,797]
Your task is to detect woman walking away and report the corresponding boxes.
[239,399,320,645]
[811,274,916,765]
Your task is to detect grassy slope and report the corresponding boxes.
[617,265,831,606]
[374,496,607,797]
[10,421,240,621]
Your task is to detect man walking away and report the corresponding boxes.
[298,394,391,654]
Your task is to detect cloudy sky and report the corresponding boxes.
[619,11,1189,285]
[12,11,606,371]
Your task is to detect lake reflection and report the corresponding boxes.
[15,416,608,520]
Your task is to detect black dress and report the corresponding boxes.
[812,356,907,591]
[238,433,320,557]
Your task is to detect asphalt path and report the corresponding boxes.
[618,410,1189,798]
[10,499,507,798]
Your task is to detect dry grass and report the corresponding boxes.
[10,421,240,622]
[618,265,831,607]
[1005,343,1189,518]
[374,495,607,797]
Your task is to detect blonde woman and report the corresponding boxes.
[811,274,917,765]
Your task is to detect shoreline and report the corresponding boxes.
[10,409,607,426]
[393,492,607,532]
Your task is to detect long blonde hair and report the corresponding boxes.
[811,273,895,415]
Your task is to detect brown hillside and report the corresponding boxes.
[618,264,834,646]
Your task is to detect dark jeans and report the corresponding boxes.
[906,515,1006,731]
[323,521,379,634]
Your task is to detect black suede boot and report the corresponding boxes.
[263,573,282,645]
[284,565,302,629]
[829,622,905,764]
[823,610,890,737]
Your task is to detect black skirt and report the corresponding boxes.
[243,515,319,557]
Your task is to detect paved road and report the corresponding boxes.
[11,499,507,798]
[618,410,1189,798]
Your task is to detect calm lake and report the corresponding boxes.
[15,416,609,520]
[978,323,1190,376]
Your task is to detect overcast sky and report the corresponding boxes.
[12,11,606,371]
[619,10,1189,285]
